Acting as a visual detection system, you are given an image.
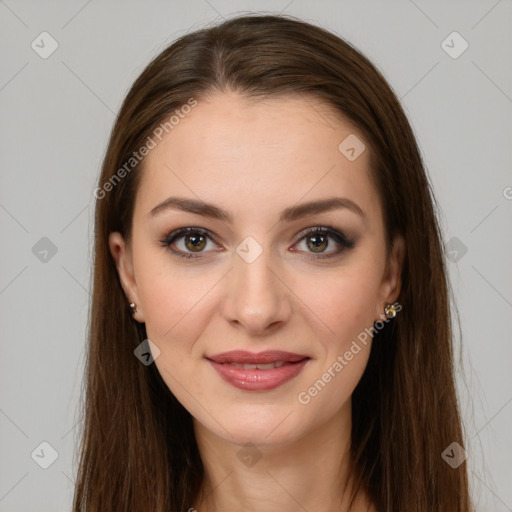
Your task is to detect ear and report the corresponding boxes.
[375,233,406,321]
[108,232,145,323]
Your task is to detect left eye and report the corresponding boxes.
[160,226,353,260]
[292,227,351,258]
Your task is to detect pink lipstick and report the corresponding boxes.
[206,350,310,391]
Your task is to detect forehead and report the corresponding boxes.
[135,91,380,226]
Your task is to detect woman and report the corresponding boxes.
[74,13,472,512]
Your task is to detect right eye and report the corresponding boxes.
[160,227,222,259]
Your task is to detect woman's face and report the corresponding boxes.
[110,91,404,447]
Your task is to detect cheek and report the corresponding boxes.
[135,255,216,342]
[292,262,380,408]
[299,262,382,346]
[295,276,376,419]
[138,266,212,409]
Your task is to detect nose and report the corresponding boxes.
[221,248,292,336]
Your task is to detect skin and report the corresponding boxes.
[109,90,405,512]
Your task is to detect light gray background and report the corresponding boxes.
[1,1,511,510]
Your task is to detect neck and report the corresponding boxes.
[191,400,374,512]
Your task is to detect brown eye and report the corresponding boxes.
[305,233,329,253]
[183,233,207,252]
[293,227,355,259]
[160,227,220,259]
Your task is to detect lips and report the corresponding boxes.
[228,361,287,370]
[206,350,308,364]
[206,350,310,391]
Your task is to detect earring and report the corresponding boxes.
[384,303,397,318]
[129,302,137,316]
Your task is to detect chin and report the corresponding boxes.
[202,406,309,447]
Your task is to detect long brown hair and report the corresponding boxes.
[73,13,472,511]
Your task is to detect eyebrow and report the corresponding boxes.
[149,196,365,223]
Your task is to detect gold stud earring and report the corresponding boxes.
[384,303,397,318]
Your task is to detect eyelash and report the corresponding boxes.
[159,226,355,261]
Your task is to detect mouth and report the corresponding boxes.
[205,350,311,391]
[225,361,294,369]
[206,350,308,364]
